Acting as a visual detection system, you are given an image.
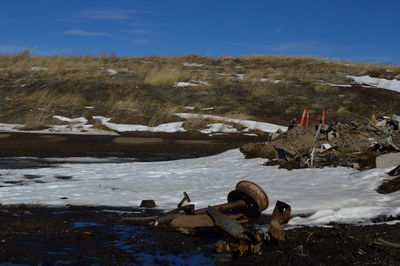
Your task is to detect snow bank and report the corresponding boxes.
[199,123,237,134]
[349,75,400,92]
[0,122,117,136]
[92,116,185,133]
[1,149,399,226]
[175,113,288,133]
[53,116,88,124]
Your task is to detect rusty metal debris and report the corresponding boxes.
[268,200,291,241]
[124,180,291,256]
[242,113,400,171]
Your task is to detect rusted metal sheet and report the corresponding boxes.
[207,206,249,240]
[169,213,247,229]
[268,200,291,241]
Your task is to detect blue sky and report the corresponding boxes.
[1,0,399,63]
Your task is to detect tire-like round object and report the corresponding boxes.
[227,180,269,218]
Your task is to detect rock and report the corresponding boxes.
[140,200,156,208]
[376,153,400,168]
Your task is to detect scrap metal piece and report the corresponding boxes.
[268,201,291,241]
[226,180,269,218]
[193,180,268,218]
[169,213,247,229]
[387,165,400,176]
[177,191,191,208]
[207,206,271,256]
[207,206,249,240]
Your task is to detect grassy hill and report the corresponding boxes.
[1,51,400,130]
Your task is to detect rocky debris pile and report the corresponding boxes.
[240,115,400,170]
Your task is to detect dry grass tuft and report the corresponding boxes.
[144,66,192,86]
[182,117,210,131]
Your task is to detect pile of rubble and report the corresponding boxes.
[241,115,400,170]
[124,181,291,257]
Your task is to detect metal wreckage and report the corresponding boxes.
[124,181,291,256]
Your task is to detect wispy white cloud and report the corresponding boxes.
[132,38,150,44]
[122,29,158,36]
[79,8,140,20]
[61,29,112,37]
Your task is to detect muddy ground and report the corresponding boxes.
[0,131,263,159]
[1,205,400,265]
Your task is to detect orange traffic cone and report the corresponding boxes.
[299,108,307,126]
[305,110,310,128]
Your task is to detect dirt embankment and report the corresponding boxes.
[241,120,400,170]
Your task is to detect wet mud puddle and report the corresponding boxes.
[0,206,218,265]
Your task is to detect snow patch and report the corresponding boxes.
[260,78,281,83]
[234,74,244,80]
[328,83,352,87]
[106,69,118,75]
[183,63,204,67]
[1,150,400,226]
[29,67,48,71]
[92,116,185,133]
[174,82,198,87]
[349,75,400,93]
[200,123,238,134]
[174,81,209,87]
[175,113,287,133]
[52,116,88,124]
[290,206,400,226]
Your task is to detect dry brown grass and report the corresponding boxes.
[312,83,340,95]
[0,51,400,127]
[143,66,192,86]
[182,117,209,131]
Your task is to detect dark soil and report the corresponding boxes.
[0,131,263,159]
[1,205,400,265]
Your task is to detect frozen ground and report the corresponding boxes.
[1,149,399,226]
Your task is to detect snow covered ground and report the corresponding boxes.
[0,120,117,135]
[175,113,288,133]
[0,113,286,136]
[1,149,399,226]
[92,116,185,133]
[349,75,400,92]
